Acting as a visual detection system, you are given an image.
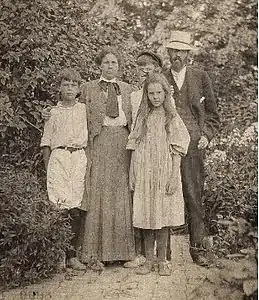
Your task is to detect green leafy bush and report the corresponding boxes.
[0,165,72,289]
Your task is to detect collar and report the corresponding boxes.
[57,99,78,108]
[99,75,117,83]
[171,66,187,78]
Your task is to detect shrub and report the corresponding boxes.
[0,0,257,277]
[203,123,258,255]
[0,165,72,289]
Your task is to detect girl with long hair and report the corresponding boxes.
[127,72,190,276]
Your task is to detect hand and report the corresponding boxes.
[198,135,209,150]
[129,181,135,191]
[42,106,52,121]
[166,174,177,195]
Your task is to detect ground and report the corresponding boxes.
[0,236,221,300]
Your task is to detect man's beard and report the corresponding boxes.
[171,58,184,71]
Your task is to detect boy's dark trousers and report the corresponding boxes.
[134,228,145,256]
[65,208,86,259]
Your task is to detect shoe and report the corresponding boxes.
[136,260,153,275]
[190,244,209,267]
[193,255,209,267]
[123,255,146,268]
[87,259,105,271]
[66,257,86,270]
[158,261,172,276]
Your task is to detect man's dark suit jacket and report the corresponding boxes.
[164,66,219,142]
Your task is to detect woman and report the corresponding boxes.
[80,47,135,267]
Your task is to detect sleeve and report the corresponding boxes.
[130,84,139,93]
[168,111,190,156]
[130,91,142,131]
[202,72,220,141]
[40,113,54,148]
[80,103,88,145]
[79,83,88,104]
[129,151,136,191]
[80,83,91,140]
[126,131,137,150]
[85,105,89,145]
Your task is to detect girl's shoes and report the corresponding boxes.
[136,260,153,275]
[158,261,172,276]
[123,255,146,268]
[88,259,105,271]
[66,257,86,271]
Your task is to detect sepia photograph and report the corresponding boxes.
[0,0,257,299]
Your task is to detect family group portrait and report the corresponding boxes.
[0,0,257,299]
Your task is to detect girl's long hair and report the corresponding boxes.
[132,72,176,144]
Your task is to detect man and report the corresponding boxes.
[164,31,219,266]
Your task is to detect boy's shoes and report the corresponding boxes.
[136,260,153,275]
[66,257,86,271]
[123,255,146,268]
[158,261,172,276]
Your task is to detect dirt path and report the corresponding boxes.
[0,236,213,300]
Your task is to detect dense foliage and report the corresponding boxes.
[0,0,257,289]
[0,165,72,289]
[0,0,256,160]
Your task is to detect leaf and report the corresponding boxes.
[243,279,258,296]
[206,269,222,285]
[217,220,233,226]
[240,248,256,256]
[226,253,245,259]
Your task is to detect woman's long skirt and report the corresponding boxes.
[81,126,135,262]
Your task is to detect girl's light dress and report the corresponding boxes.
[40,101,88,209]
[127,106,190,230]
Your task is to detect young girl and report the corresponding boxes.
[124,51,163,269]
[127,73,190,276]
[40,68,88,270]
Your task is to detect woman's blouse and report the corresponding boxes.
[40,101,88,150]
[99,77,127,127]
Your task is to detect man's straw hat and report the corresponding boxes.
[165,31,197,51]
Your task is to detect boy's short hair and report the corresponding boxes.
[57,68,82,84]
[137,52,163,68]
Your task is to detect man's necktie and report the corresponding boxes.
[99,80,120,118]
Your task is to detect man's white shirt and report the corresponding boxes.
[171,66,187,90]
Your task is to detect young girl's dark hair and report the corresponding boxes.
[132,72,176,143]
